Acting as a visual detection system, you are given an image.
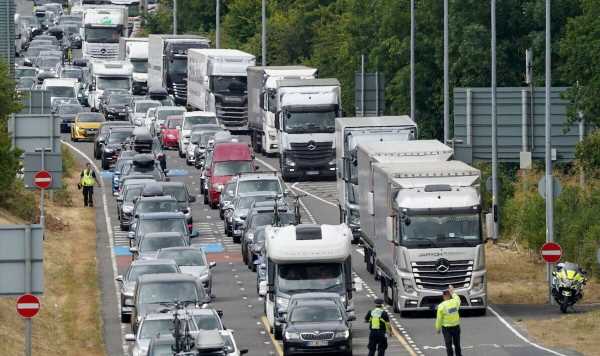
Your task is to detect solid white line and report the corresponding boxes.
[17,303,39,309]
[290,182,338,208]
[487,306,567,356]
[61,140,127,355]
[254,156,277,172]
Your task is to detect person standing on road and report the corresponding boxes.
[364,298,390,356]
[435,285,462,356]
[79,163,97,207]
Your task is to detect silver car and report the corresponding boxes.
[155,247,216,297]
[126,311,196,356]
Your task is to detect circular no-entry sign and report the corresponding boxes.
[16,294,40,318]
[541,242,562,263]
[33,170,52,189]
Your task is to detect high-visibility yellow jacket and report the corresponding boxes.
[435,293,461,331]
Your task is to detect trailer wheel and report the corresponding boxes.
[384,280,393,305]
[392,285,400,313]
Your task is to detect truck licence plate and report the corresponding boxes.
[306,170,319,176]
[307,340,328,347]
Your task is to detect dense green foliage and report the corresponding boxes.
[145,0,584,138]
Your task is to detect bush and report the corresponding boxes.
[61,144,76,178]
[0,180,36,221]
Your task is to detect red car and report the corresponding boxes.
[206,142,255,208]
[160,115,183,149]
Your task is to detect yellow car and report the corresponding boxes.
[71,112,106,141]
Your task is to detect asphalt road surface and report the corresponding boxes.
[15,0,583,354]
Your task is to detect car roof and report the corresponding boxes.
[136,100,160,105]
[185,307,219,316]
[237,172,279,181]
[291,299,339,308]
[100,121,133,128]
[138,195,177,202]
[238,192,278,199]
[138,212,185,219]
[138,273,197,283]
[142,232,185,239]
[159,246,204,253]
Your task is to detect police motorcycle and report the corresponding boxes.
[551,262,587,313]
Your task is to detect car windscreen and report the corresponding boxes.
[191,315,220,331]
[139,281,198,304]
[140,236,186,252]
[290,304,342,322]
[183,116,217,129]
[124,186,143,202]
[138,201,179,213]
[47,86,75,98]
[97,77,130,91]
[136,102,160,113]
[61,69,82,80]
[251,212,294,227]
[59,105,83,114]
[109,95,132,105]
[77,113,105,122]
[37,56,61,68]
[131,60,148,73]
[139,218,187,236]
[238,195,275,209]
[237,180,281,194]
[139,319,192,339]
[157,250,205,266]
[128,264,178,281]
[108,131,132,143]
[166,118,182,128]
[162,186,187,202]
[213,161,253,176]
[157,109,185,122]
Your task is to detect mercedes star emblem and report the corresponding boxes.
[307,143,316,151]
[435,258,450,273]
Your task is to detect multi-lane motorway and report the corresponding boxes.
[15,0,580,354]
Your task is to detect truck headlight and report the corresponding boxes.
[246,233,254,241]
[335,329,350,339]
[276,296,289,311]
[284,157,296,167]
[122,205,133,214]
[284,331,300,340]
[472,276,485,292]
[402,278,415,294]
[329,158,337,165]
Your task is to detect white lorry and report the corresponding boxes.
[119,37,148,94]
[273,78,342,181]
[358,146,486,315]
[263,224,353,339]
[110,0,141,35]
[247,66,317,155]
[187,49,255,131]
[82,6,128,60]
[148,35,211,105]
[335,116,418,243]
[356,140,454,273]
[88,60,133,111]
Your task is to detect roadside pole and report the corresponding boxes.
[361,54,365,117]
[215,0,220,49]
[261,0,266,66]
[443,0,449,143]
[544,0,554,305]
[410,0,415,123]
[24,225,32,356]
[34,147,51,229]
[491,0,499,240]
[173,0,177,34]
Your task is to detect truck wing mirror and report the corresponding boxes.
[274,114,280,130]
[385,216,395,243]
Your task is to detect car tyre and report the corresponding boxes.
[101,157,109,171]
[274,324,283,340]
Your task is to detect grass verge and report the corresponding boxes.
[0,159,105,356]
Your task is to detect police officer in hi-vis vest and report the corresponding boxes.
[435,285,463,356]
[364,297,390,356]
[79,162,97,207]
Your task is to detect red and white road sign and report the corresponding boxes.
[541,242,562,263]
[16,294,40,318]
[33,170,52,189]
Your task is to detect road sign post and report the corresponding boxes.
[34,148,52,231]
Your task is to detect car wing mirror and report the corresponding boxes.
[209,261,216,268]
[115,275,123,282]
[124,333,136,342]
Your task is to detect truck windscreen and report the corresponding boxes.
[277,263,344,294]
[401,213,481,246]
[85,27,120,43]
[97,77,130,91]
[211,76,247,95]
[283,110,336,134]
[131,60,147,73]
[169,57,187,75]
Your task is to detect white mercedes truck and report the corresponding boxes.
[88,60,133,111]
[247,66,317,155]
[187,49,255,131]
[356,140,454,274]
[120,38,148,94]
[82,6,128,60]
[360,157,486,316]
[273,78,341,181]
[264,224,353,340]
[335,116,418,243]
[148,35,211,105]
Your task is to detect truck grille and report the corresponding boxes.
[216,102,247,128]
[87,47,119,59]
[172,83,187,99]
[289,141,333,161]
[300,332,334,341]
[412,259,473,291]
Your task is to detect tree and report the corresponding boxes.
[0,61,24,198]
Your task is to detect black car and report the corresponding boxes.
[94,121,136,159]
[103,93,133,121]
[100,126,134,170]
[281,299,354,356]
[57,103,86,133]
[98,89,129,113]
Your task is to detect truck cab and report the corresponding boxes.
[125,41,148,94]
[82,6,127,60]
[264,224,353,340]
[274,79,341,181]
[88,60,133,111]
[366,159,486,315]
[335,116,417,243]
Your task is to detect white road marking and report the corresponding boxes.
[61,140,128,355]
[290,182,338,208]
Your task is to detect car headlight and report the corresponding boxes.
[122,205,134,214]
[402,278,415,294]
[335,329,350,339]
[276,296,289,312]
[472,276,485,292]
[247,233,254,241]
[284,331,300,340]
[284,157,296,167]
